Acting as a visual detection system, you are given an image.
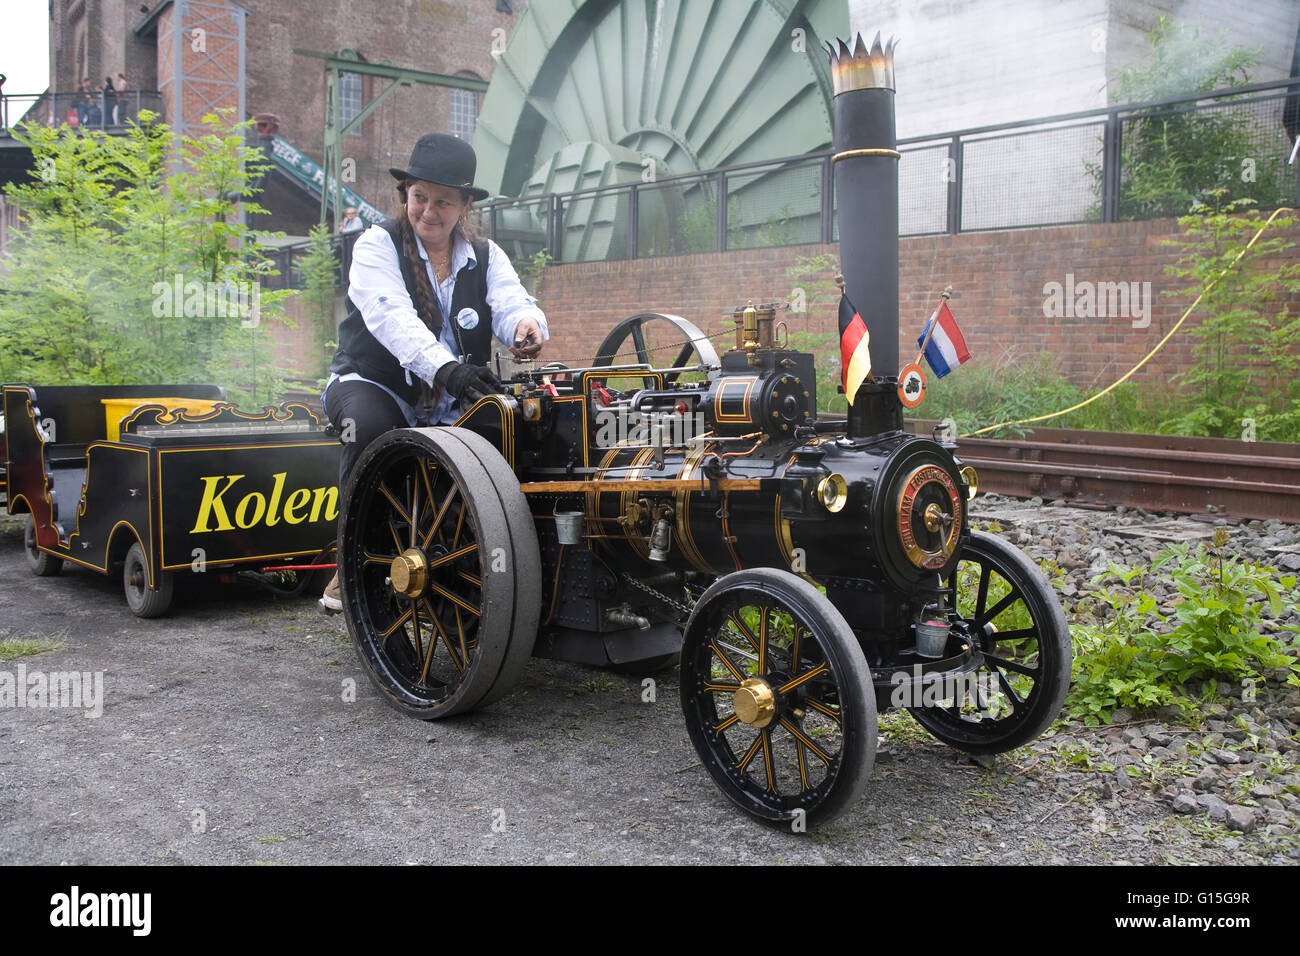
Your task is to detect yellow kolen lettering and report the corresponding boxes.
[190,475,245,533]
[283,488,311,524]
[235,492,267,529]
[264,472,287,527]
[309,486,339,523]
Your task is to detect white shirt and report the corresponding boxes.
[337,224,548,425]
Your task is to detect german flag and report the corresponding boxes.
[838,293,872,404]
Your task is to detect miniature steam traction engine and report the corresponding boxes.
[337,34,1070,826]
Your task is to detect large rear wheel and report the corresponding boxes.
[339,427,540,719]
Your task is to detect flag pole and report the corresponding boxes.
[914,286,953,367]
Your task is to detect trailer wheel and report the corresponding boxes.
[24,516,63,577]
[339,427,540,720]
[907,530,1071,754]
[123,541,173,618]
[680,568,876,828]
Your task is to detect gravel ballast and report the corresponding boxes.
[1,499,1296,866]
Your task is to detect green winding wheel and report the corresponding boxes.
[476,0,849,260]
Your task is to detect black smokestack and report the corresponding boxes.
[828,33,900,379]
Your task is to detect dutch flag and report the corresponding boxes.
[917,301,971,378]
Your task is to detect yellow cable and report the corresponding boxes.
[962,206,1297,438]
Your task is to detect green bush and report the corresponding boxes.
[1087,16,1291,220]
[1159,195,1300,441]
[913,348,1176,437]
[1067,538,1299,725]
[0,110,291,406]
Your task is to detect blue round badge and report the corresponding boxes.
[456,307,480,330]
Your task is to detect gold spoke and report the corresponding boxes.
[387,520,404,554]
[455,605,468,669]
[760,729,776,794]
[429,582,481,617]
[410,476,418,550]
[379,484,411,525]
[428,543,478,569]
[735,733,763,773]
[805,698,842,725]
[779,662,829,695]
[363,552,398,566]
[424,599,464,674]
[757,609,768,674]
[379,606,413,640]
[726,613,760,654]
[418,460,438,523]
[421,485,461,550]
[796,739,810,790]
[703,681,740,694]
[410,597,424,673]
[709,641,746,682]
[452,502,466,548]
[779,716,833,765]
[713,712,740,734]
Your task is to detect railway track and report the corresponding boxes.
[899,421,1300,523]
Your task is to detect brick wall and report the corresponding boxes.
[527,217,1300,389]
[264,216,1300,393]
[242,0,522,217]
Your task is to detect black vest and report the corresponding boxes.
[330,219,495,406]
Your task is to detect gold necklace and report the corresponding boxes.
[432,253,451,283]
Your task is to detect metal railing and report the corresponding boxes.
[260,230,360,292]
[2,90,165,134]
[474,77,1300,265]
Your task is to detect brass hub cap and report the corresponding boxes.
[733,677,777,728]
[390,548,428,597]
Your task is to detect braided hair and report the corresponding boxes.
[395,177,479,336]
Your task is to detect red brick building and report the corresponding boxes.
[45,0,523,234]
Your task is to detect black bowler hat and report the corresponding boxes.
[389,133,489,201]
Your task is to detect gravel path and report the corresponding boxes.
[1,502,1297,865]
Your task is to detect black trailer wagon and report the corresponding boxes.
[5,383,340,616]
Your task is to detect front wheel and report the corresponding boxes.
[908,530,1071,754]
[680,568,876,827]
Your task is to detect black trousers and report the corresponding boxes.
[323,378,410,492]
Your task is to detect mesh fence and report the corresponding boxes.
[1117,93,1296,221]
[725,159,824,250]
[898,142,949,235]
[961,121,1107,230]
[479,196,550,265]
[636,174,716,258]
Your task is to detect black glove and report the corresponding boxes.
[435,361,503,406]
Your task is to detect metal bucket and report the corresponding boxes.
[914,619,950,658]
[554,503,584,546]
